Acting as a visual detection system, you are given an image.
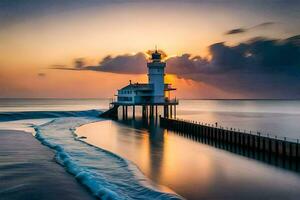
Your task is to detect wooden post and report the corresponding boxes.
[282,139,286,158]
[275,139,279,156]
[256,135,259,151]
[233,131,236,145]
[297,139,299,159]
[289,142,293,158]
[224,129,229,143]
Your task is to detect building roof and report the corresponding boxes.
[119,83,177,91]
[119,83,153,91]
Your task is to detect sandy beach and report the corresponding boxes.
[0,130,95,200]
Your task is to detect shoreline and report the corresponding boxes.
[72,122,180,196]
[0,129,96,200]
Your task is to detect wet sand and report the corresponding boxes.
[0,130,95,200]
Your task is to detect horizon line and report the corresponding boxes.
[1,98,300,101]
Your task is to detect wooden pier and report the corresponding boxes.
[160,116,300,160]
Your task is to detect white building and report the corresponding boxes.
[100,49,178,118]
[115,50,177,105]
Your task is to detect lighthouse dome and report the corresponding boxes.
[151,50,161,60]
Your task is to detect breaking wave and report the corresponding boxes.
[30,115,181,199]
[0,110,100,122]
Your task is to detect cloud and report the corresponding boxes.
[53,34,300,98]
[53,53,147,74]
[181,35,300,97]
[74,58,86,69]
[37,73,46,77]
[252,22,276,29]
[225,21,276,35]
[225,28,247,35]
[87,53,147,74]
[54,52,210,75]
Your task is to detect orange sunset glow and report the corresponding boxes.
[0,1,299,98]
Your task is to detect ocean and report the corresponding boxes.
[1,99,300,199]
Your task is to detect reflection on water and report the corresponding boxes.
[77,117,300,200]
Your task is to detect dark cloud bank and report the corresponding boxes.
[55,35,300,98]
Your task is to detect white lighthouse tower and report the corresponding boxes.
[147,49,166,103]
[104,48,178,119]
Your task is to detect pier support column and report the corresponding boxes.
[142,105,146,118]
[132,105,135,119]
[174,105,176,118]
[122,106,125,119]
[167,105,169,118]
[150,105,154,118]
[155,105,158,117]
[170,105,173,118]
[146,106,149,118]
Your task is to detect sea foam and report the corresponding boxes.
[33,116,182,200]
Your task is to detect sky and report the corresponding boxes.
[0,0,299,99]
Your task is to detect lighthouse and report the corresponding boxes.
[102,48,178,119]
[147,50,166,103]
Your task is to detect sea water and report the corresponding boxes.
[77,118,300,199]
[1,99,300,199]
[1,98,300,139]
[0,100,181,199]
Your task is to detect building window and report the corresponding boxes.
[119,90,133,95]
[118,97,132,102]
